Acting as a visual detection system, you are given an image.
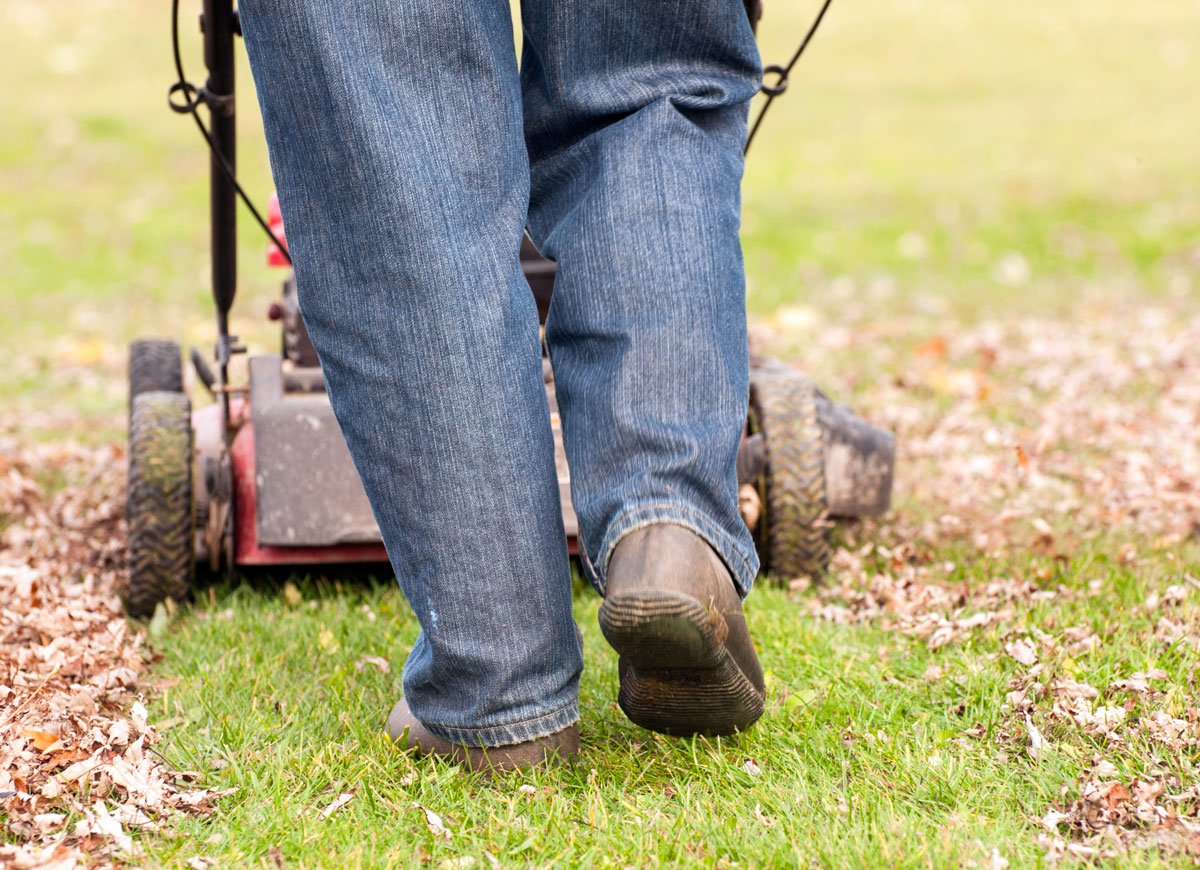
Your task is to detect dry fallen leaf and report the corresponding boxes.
[1052,680,1099,700]
[914,336,948,360]
[21,729,62,753]
[318,791,356,820]
[1087,707,1126,737]
[414,803,453,840]
[1040,809,1069,831]
[1024,713,1048,759]
[282,581,303,607]
[1006,639,1039,667]
[354,655,391,674]
[0,441,233,868]
[317,625,340,654]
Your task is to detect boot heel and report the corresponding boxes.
[598,590,724,669]
[599,590,764,737]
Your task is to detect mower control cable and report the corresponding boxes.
[168,0,293,266]
[744,0,835,156]
[169,0,831,257]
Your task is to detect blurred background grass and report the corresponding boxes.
[2,0,1197,440]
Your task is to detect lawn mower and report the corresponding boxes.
[123,0,895,617]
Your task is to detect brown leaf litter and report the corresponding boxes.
[1,432,231,868]
[767,302,1200,860]
[1003,650,1200,861]
[1038,770,1200,861]
[781,303,1200,654]
[757,301,1200,563]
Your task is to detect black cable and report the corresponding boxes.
[745,0,835,155]
[170,0,292,265]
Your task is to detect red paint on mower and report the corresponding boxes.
[194,397,391,568]
[265,191,290,267]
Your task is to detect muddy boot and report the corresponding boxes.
[386,698,580,773]
[598,524,766,737]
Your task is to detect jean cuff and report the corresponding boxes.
[592,502,759,599]
[421,700,580,748]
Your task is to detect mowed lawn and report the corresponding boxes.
[4,0,1200,866]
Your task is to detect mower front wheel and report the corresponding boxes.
[128,339,184,407]
[749,371,831,584]
[125,391,195,618]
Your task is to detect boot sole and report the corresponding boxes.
[598,589,764,737]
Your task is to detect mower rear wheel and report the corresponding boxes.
[129,339,184,406]
[749,371,831,583]
[125,391,194,618]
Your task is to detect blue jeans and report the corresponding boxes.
[238,0,762,747]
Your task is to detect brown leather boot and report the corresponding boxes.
[598,524,766,737]
[386,698,579,773]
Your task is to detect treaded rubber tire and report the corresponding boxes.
[749,371,831,583]
[129,339,183,408]
[125,391,194,618]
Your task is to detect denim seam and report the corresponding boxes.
[421,700,580,748]
[596,502,758,597]
[577,532,602,595]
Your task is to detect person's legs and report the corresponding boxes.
[521,1,763,597]
[521,1,766,734]
[237,0,581,748]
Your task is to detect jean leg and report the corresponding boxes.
[520,0,763,596]
[238,0,581,746]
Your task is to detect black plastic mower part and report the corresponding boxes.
[737,433,766,485]
[204,0,237,325]
[128,339,184,407]
[190,346,217,394]
[198,9,241,37]
[280,277,320,367]
[125,391,195,617]
[744,0,763,31]
[199,452,233,574]
[522,235,556,322]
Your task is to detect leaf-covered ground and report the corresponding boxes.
[3,298,1199,867]
[0,441,232,868]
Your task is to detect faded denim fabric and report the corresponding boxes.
[238,0,762,747]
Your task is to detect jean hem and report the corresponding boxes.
[595,503,758,598]
[421,701,580,748]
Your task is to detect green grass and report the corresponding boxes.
[6,0,1200,865]
[742,0,1200,317]
[142,549,1199,868]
